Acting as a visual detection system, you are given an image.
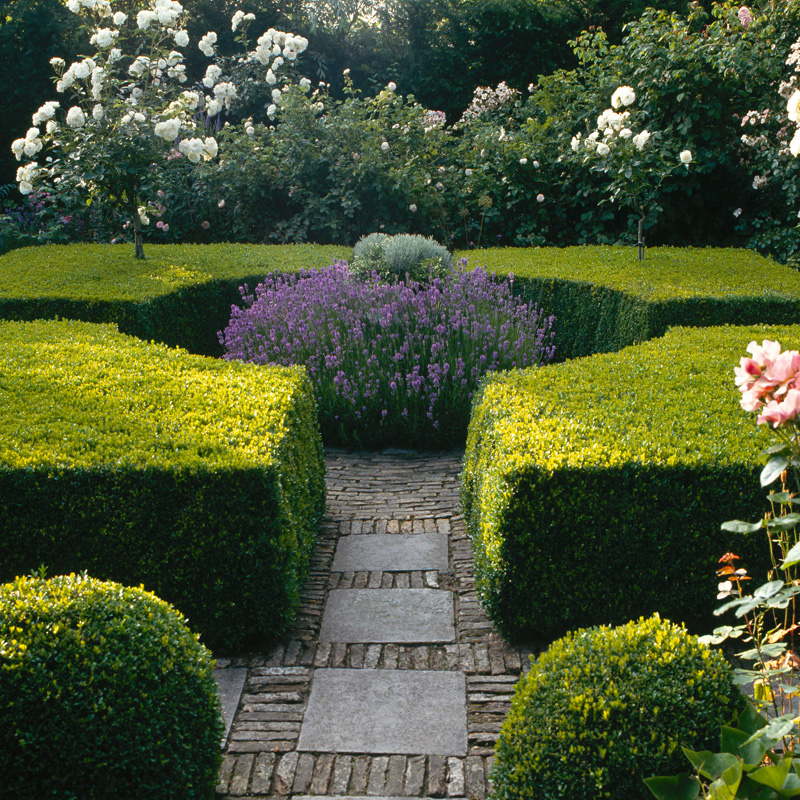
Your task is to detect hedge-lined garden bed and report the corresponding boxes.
[461,247,800,361]
[0,243,349,356]
[0,319,326,651]
[460,324,796,641]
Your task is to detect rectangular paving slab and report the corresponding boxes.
[332,532,449,572]
[213,667,247,745]
[297,669,467,756]
[319,589,455,643]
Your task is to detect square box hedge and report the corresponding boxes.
[0,243,349,356]
[461,324,800,641]
[0,319,326,651]
[458,247,800,361]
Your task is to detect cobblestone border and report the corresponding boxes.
[215,451,542,798]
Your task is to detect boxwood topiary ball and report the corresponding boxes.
[0,572,223,800]
[491,614,744,800]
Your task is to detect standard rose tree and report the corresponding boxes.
[10,0,307,258]
[568,85,693,259]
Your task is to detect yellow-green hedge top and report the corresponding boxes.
[0,243,350,302]
[0,318,312,470]
[470,324,800,475]
[458,246,800,302]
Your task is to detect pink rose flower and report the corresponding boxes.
[738,6,751,28]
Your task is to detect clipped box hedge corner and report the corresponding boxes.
[0,243,350,356]
[461,247,800,361]
[460,325,798,641]
[0,319,326,651]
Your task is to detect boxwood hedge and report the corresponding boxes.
[0,319,326,651]
[0,243,349,356]
[460,324,798,641]
[0,573,223,799]
[458,247,800,361]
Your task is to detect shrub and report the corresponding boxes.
[460,247,800,361]
[351,232,453,282]
[491,614,744,800]
[460,325,793,640]
[0,572,223,800]
[0,319,326,650]
[220,260,555,448]
[0,242,350,356]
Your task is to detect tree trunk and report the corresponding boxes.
[637,214,645,262]
[132,204,145,260]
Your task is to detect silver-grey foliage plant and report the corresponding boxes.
[351,232,453,282]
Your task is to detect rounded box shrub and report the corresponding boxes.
[491,614,744,800]
[0,572,223,799]
[351,232,453,282]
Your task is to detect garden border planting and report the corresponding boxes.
[460,325,798,640]
[461,247,800,361]
[0,319,326,651]
[0,243,349,356]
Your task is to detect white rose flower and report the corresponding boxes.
[792,129,800,157]
[536,193,545,202]
[73,60,92,79]
[464,167,473,175]
[632,130,650,150]
[596,142,611,156]
[789,90,800,122]
[92,103,104,120]
[619,128,633,139]
[245,125,255,136]
[137,9,157,30]
[109,48,122,62]
[387,82,397,91]
[267,103,277,118]
[137,206,150,225]
[174,29,189,47]
[570,134,581,152]
[299,77,311,91]
[90,27,117,48]
[519,157,528,164]
[207,98,222,116]
[46,120,58,134]
[203,65,222,88]
[265,69,277,85]
[679,149,692,164]
[381,141,390,152]
[611,85,636,110]
[32,101,59,126]
[271,88,282,102]
[113,11,126,25]
[154,117,181,140]
[202,136,218,159]
[66,106,86,128]
[409,204,417,212]
[198,31,217,56]
[133,112,146,123]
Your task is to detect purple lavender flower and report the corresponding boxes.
[220,260,556,447]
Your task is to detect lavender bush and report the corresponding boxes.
[220,259,556,448]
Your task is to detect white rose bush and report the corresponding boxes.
[568,85,693,259]
[10,0,307,259]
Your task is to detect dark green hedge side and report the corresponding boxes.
[461,325,799,641]
[458,247,800,361]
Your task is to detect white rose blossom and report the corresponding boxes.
[174,29,190,47]
[679,149,692,165]
[611,85,636,110]
[66,106,86,128]
[632,130,651,150]
[113,11,126,25]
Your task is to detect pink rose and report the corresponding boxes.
[738,6,751,28]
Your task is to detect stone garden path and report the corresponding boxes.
[214,449,540,800]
